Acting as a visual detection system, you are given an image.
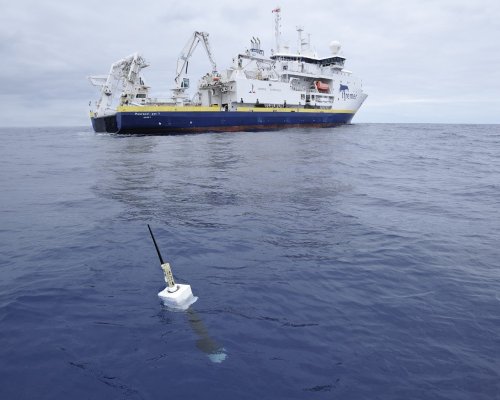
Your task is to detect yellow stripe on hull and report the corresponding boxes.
[115,105,355,114]
[117,105,220,112]
[235,107,355,114]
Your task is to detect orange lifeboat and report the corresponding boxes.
[315,81,329,92]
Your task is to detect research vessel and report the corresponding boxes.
[88,8,367,134]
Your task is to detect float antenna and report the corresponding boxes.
[148,224,164,265]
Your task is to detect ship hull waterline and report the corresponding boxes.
[91,110,356,134]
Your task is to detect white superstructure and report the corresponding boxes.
[190,8,366,112]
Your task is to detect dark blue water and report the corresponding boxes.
[1,124,499,399]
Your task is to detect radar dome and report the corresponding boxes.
[329,40,341,55]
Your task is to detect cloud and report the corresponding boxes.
[0,0,499,126]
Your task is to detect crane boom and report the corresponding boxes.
[174,31,217,89]
[89,53,149,117]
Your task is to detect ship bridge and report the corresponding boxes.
[271,54,345,70]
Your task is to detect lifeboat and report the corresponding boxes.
[315,81,329,92]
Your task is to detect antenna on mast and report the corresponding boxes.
[296,26,304,54]
[272,6,281,53]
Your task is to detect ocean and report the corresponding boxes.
[0,124,499,399]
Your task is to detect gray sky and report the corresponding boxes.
[1,0,499,126]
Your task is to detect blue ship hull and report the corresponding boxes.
[91,110,355,134]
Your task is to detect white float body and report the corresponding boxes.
[158,284,198,310]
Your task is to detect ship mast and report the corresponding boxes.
[272,7,281,53]
[296,26,303,54]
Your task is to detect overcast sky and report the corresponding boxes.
[1,0,499,126]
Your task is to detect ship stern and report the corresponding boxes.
[90,113,119,133]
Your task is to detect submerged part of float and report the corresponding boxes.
[187,308,227,363]
[148,225,197,310]
[208,349,227,363]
